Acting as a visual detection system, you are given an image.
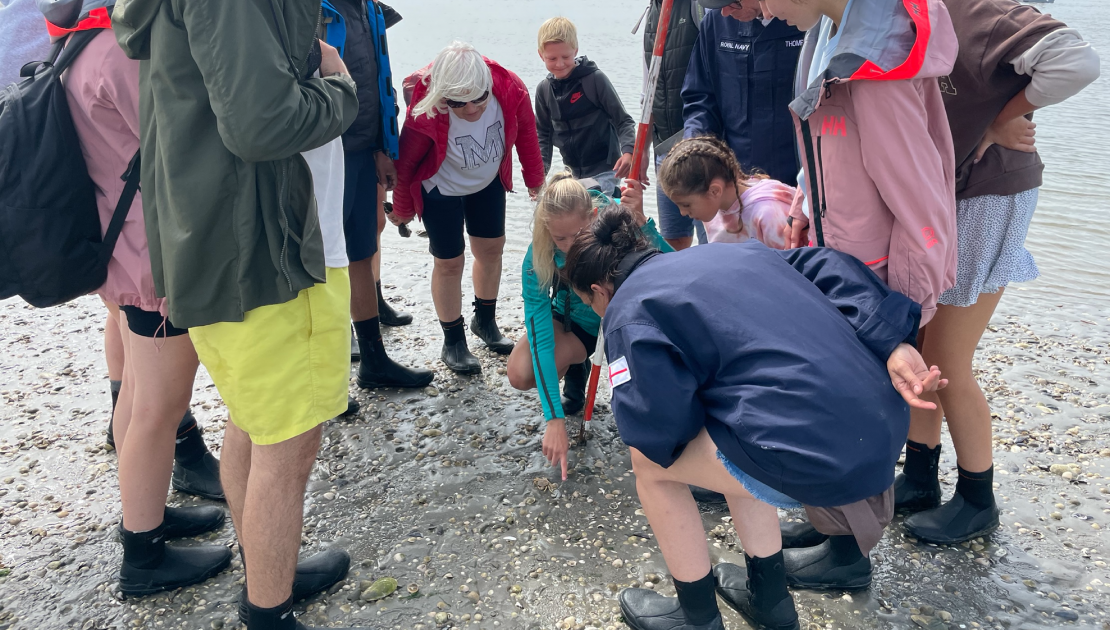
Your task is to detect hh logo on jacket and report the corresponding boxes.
[819,116,847,137]
[456,121,505,170]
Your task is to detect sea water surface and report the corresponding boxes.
[385,0,1109,320]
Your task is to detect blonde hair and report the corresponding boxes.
[412,41,492,119]
[532,171,594,289]
[537,17,579,52]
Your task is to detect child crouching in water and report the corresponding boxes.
[507,171,671,478]
[635,135,796,248]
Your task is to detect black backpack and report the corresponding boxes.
[0,29,140,308]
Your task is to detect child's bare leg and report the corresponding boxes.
[623,428,793,628]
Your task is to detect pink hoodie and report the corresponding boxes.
[63,28,164,314]
[705,178,796,249]
[789,0,958,325]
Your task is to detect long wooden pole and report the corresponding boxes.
[582,0,675,439]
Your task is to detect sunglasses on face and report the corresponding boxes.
[444,90,490,109]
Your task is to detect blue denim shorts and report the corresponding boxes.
[717,450,802,509]
[655,152,706,242]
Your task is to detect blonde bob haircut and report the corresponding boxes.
[412,41,493,119]
[537,17,579,52]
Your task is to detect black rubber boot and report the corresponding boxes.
[244,594,370,630]
[689,486,728,506]
[239,549,352,625]
[469,298,514,355]
[172,412,225,501]
[442,339,481,374]
[377,281,412,327]
[617,588,725,630]
[714,556,800,630]
[342,397,360,417]
[783,535,872,590]
[350,325,360,362]
[560,361,589,416]
[903,493,1000,545]
[894,441,942,513]
[780,519,829,550]
[118,522,232,597]
[163,505,226,539]
[356,335,433,389]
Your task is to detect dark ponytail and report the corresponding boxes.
[562,205,649,297]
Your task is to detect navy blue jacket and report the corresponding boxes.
[681,12,804,185]
[604,243,920,507]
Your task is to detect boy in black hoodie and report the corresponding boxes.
[535,17,636,195]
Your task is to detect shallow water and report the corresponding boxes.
[385,0,1110,318]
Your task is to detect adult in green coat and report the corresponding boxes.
[113,1,364,628]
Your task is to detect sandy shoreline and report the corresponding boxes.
[1,242,1109,630]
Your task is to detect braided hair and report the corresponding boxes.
[657,135,765,201]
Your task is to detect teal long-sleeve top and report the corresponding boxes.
[521,217,672,420]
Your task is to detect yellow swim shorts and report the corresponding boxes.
[189,267,351,445]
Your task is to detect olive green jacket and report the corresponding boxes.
[113,0,358,328]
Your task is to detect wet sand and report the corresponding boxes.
[1,247,1108,630]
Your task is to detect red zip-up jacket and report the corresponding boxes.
[393,57,545,220]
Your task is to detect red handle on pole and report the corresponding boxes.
[583,365,602,425]
[629,0,676,182]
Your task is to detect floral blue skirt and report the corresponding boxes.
[939,188,1040,308]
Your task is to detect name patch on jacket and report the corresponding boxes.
[719,40,751,53]
[785,39,805,48]
[609,357,631,388]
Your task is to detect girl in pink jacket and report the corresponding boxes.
[755,0,958,593]
[776,0,959,327]
[653,136,796,249]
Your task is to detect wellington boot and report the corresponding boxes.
[239,549,351,624]
[904,493,1000,545]
[560,361,589,416]
[119,522,232,597]
[895,442,942,513]
[780,519,829,549]
[244,595,368,630]
[441,338,481,375]
[356,336,433,389]
[617,588,724,630]
[783,536,872,591]
[714,557,800,630]
[468,314,514,355]
[378,282,413,327]
[163,505,226,539]
[172,414,224,501]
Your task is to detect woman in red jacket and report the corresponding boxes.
[392,41,545,374]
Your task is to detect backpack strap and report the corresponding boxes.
[52,30,101,75]
[98,150,141,267]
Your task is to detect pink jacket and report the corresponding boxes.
[393,58,545,220]
[705,178,795,249]
[789,0,958,325]
[63,28,164,314]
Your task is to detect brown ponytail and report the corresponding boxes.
[562,205,649,298]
